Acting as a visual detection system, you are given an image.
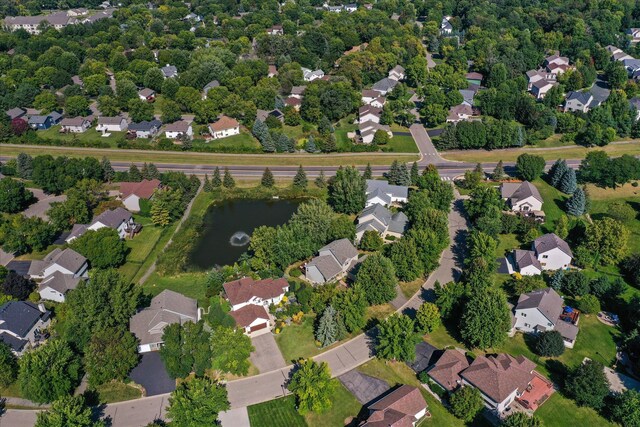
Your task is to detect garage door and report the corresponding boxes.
[250,322,268,332]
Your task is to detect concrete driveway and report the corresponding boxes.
[22,188,66,220]
[219,407,250,427]
[129,352,176,396]
[338,369,390,405]
[605,366,640,392]
[250,334,286,373]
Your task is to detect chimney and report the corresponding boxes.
[38,303,46,313]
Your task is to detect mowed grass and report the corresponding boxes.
[247,395,307,427]
[399,278,424,299]
[141,271,209,305]
[304,380,362,427]
[1,143,418,166]
[357,359,464,427]
[388,134,419,153]
[535,392,617,427]
[532,178,567,231]
[440,141,640,162]
[38,126,124,147]
[274,315,321,363]
[192,131,262,152]
[93,381,142,403]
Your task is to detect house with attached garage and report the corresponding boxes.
[38,272,82,303]
[28,248,88,280]
[119,179,161,212]
[361,385,428,426]
[627,28,640,44]
[504,249,542,276]
[440,16,453,35]
[302,67,324,82]
[202,80,220,99]
[530,79,557,100]
[371,77,398,96]
[427,349,470,392]
[130,290,199,353]
[289,85,306,99]
[164,120,193,140]
[356,204,408,242]
[60,116,91,133]
[208,115,240,139]
[500,181,543,213]
[504,233,572,276]
[359,105,382,124]
[27,114,54,130]
[0,301,51,356]
[512,287,579,348]
[161,64,178,79]
[138,88,156,102]
[266,24,283,35]
[96,116,128,133]
[128,120,162,138]
[388,65,405,81]
[66,207,136,243]
[366,179,409,207]
[305,239,359,284]
[446,104,473,123]
[358,120,392,144]
[223,277,289,335]
[5,107,26,120]
[563,91,594,113]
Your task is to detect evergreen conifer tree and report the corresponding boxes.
[101,157,114,182]
[397,163,411,186]
[474,163,484,176]
[550,269,564,290]
[304,135,317,153]
[491,160,504,181]
[141,162,150,179]
[261,168,275,188]
[211,167,222,187]
[550,159,568,188]
[363,163,373,180]
[223,168,235,189]
[315,170,327,188]
[559,168,577,194]
[566,186,586,215]
[203,174,212,192]
[293,165,307,189]
[128,164,142,182]
[147,163,160,179]
[410,162,419,185]
[387,160,400,184]
[322,134,337,152]
[315,305,338,347]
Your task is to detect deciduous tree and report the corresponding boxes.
[210,326,254,376]
[460,288,511,349]
[415,302,441,334]
[84,326,139,387]
[166,377,229,426]
[449,386,483,422]
[376,314,419,362]
[355,253,397,305]
[328,166,366,214]
[35,395,104,427]
[565,360,609,409]
[288,359,335,415]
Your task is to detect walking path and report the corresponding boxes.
[0,194,468,427]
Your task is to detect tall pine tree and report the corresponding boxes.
[304,135,317,153]
[566,186,586,215]
[559,168,577,194]
[128,164,142,182]
[223,168,235,189]
[261,168,275,187]
[315,170,327,188]
[492,160,504,181]
[387,160,400,184]
[101,157,114,182]
[212,167,222,187]
[363,163,373,180]
[397,163,411,186]
[315,305,338,347]
[203,174,213,192]
[549,159,568,188]
[410,162,419,185]
[293,165,307,189]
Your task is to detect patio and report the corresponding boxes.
[516,372,555,412]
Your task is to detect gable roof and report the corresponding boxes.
[390,65,405,75]
[533,233,572,257]
[28,115,51,125]
[372,77,398,93]
[500,181,543,204]
[223,277,289,307]
[129,120,162,132]
[161,65,178,78]
[359,204,392,226]
[388,212,408,234]
[319,238,358,265]
[366,179,408,200]
[229,304,270,328]
[42,248,87,274]
[60,117,89,127]
[164,120,191,133]
[0,301,49,338]
[513,249,542,272]
[209,115,239,132]
[39,271,81,295]
[427,349,470,391]
[365,385,427,426]
[290,85,306,95]
[97,116,126,125]
[120,179,161,200]
[307,255,343,282]
[461,354,536,403]
[516,287,563,324]
[565,91,593,105]
[6,107,26,119]
[91,207,132,228]
[138,88,155,98]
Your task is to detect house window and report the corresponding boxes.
[524,323,530,328]
[542,255,548,259]
[522,313,527,317]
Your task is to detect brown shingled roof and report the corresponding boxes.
[427,349,469,391]
[229,304,270,328]
[120,179,161,199]
[363,385,427,427]
[223,277,288,307]
[209,115,239,132]
[460,354,536,403]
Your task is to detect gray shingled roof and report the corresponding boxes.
[308,255,343,282]
[356,219,387,235]
[319,238,358,265]
[130,290,197,346]
[42,248,87,274]
[501,181,543,204]
[513,249,542,271]
[359,204,392,225]
[554,319,579,341]
[39,271,81,295]
[366,179,408,200]
[566,91,593,105]
[516,288,564,325]
[128,120,162,132]
[0,301,48,338]
[372,77,398,93]
[534,233,573,257]
[91,207,132,229]
[388,212,408,234]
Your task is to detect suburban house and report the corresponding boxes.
[371,77,398,96]
[302,67,324,81]
[427,349,470,392]
[525,70,557,91]
[256,109,284,123]
[268,65,278,77]
[505,249,543,276]
[459,89,476,106]
[28,114,54,130]
[627,28,640,44]
[512,287,580,348]
[305,239,359,284]
[119,179,161,212]
[164,120,193,140]
[356,204,408,242]
[161,64,178,78]
[361,89,381,105]
[533,233,573,270]
[38,272,82,303]
[623,57,640,76]
[358,121,392,144]
[60,116,91,133]
[465,72,483,85]
[284,97,302,111]
[66,207,136,243]
[128,120,162,138]
[563,91,594,113]
[290,85,306,99]
[531,79,556,100]
[202,80,220,98]
[138,88,156,102]
[223,277,289,311]
[6,107,26,120]
[388,65,405,81]
[209,115,240,139]
[28,248,89,280]
[359,105,382,123]
[446,104,473,123]
[500,181,543,213]
[543,54,570,74]
[366,179,409,207]
[361,385,428,426]
[223,277,288,335]
[130,290,199,353]
[440,16,453,35]
[266,24,283,35]
[96,116,128,133]
[3,8,114,34]
[0,301,51,355]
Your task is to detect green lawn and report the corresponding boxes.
[192,131,262,152]
[38,127,124,147]
[495,233,520,259]
[358,359,464,427]
[388,134,419,153]
[141,271,209,305]
[274,315,321,363]
[400,278,424,299]
[248,395,307,427]
[304,380,362,427]
[93,381,142,403]
[532,178,567,232]
[0,381,24,398]
[535,392,617,427]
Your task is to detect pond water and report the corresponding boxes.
[188,198,301,269]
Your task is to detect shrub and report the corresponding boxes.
[576,294,601,314]
[534,331,565,357]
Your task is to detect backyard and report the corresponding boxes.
[37,126,124,147]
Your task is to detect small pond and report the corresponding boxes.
[188,198,301,269]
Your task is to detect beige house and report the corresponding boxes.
[208,115,240,139]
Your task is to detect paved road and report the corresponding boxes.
[22,188,66,220]
[410,123,446,163]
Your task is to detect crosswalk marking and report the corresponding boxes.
[440,176,451,181]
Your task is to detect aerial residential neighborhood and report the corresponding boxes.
[0,0,639,427]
